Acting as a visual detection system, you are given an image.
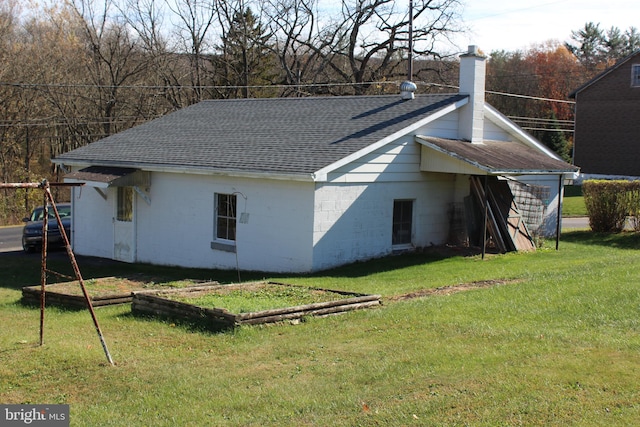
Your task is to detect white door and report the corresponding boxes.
[114,187,135,262]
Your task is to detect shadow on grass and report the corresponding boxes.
[561,230,640,250]
[120,310,235,335]
[0,245,484,291]
[303,246,485,279]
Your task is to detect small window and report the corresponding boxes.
[117,187,133,222]
[215,193,237,241]
[632,64,640,87]
[392,200,413,245]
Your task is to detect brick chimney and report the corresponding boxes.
[458,45,486,143]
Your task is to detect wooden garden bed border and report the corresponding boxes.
[21,278,220,309]
[131,281,381,328]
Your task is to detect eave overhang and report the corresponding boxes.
[416,136,580,177]
[55,160,315,183]
[64,166,150,188]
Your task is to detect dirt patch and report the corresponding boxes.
[387,279,521,302]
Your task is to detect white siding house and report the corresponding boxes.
[55,46,578,273]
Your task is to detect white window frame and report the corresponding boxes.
[212,193,237,252]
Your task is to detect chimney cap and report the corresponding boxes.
[460,45,485,58]
[400,80,417,100]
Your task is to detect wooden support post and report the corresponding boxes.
[482,175,488,259]
[556,174,563,251]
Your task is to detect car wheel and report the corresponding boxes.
[22,237,35,254]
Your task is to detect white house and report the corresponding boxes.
[54,46,578,273]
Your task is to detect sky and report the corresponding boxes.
[457,0,640,53]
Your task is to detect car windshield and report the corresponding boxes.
[30,205,71,221]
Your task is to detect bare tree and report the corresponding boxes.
[0,1,66,220]
[66,0,151,136]
[263,0,326,96]
[266,0,463,95]
[118,0,187,110]
[165,0,218,103]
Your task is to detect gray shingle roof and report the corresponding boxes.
[55,94,466,176]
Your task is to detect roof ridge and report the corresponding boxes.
[198,92,460,103]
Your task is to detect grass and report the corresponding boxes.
[166,283,348,313]
[563,185,587,216]
[27,277,205,298]
[1,233,640,425]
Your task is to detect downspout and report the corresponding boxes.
[571,93,578,167]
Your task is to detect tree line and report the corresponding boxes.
[0,0,637,224]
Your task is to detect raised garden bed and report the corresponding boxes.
[131,281,381,329]
[22,277,214,309]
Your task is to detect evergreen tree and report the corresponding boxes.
[565,22,606,71]
[605,26,627,61]
[540,112,571,162]
[625,27,640,55]
[215,8,276,99]
[567,22,640,69]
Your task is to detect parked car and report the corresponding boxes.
[22,203,72,253]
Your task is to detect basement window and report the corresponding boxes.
[633,64,640,87]
[392,199,413,246]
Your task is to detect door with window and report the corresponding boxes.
[114,186,135,262]
[392,199,413,248]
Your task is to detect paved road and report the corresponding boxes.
[561,216,589,230]
[0,225,23,252]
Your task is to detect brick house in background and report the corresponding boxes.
[570,50,640,179]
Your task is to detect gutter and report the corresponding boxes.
[52,159,316,182]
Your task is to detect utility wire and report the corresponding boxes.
[0,79,576,104]
[0,80,576,130]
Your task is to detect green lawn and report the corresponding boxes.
[1,232,640,426]
[563,185,587,216]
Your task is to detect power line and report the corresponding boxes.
[0,116,162,128]
[0,79,577,104]
[486,90,575,104]
[509,116,573,124]
[0,80,575,133]
[519,127,574,133]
